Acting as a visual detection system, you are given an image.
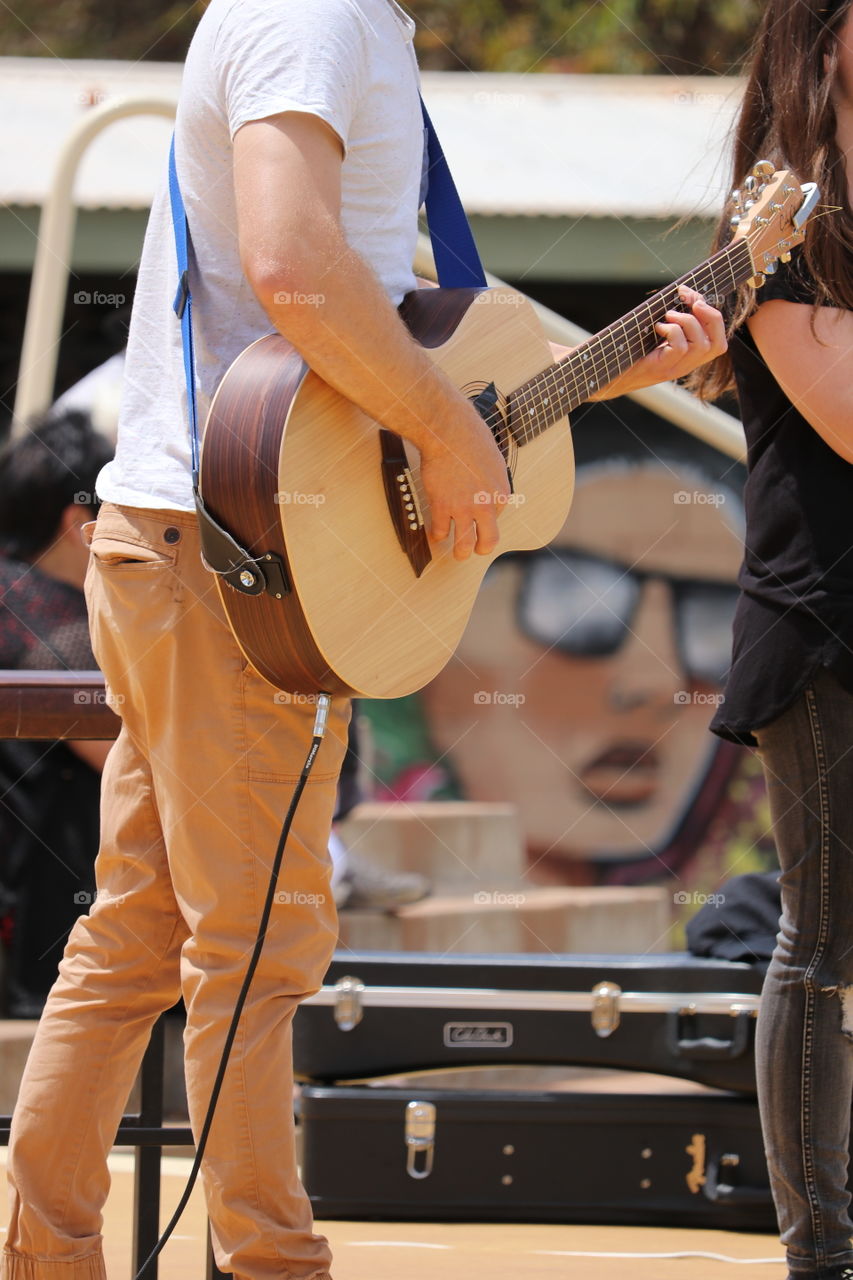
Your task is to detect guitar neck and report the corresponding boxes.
[507,237,754,442]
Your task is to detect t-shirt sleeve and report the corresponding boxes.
[214,0,370,149]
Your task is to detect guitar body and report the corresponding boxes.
[199,164,818,698]
[200,286,574,698]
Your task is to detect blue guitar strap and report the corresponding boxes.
[167,96,485,592]
[418,97,487,291]
[168,136,200,486]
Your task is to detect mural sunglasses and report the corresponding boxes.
[502,548,738,686]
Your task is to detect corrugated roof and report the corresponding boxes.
[1,59,180,209]
[0,58,742,217]
[426,72,741,218]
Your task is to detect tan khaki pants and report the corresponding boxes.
[3,503,349,1280]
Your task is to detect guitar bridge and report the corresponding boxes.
[379,429,432,578]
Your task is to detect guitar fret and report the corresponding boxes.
[508,239,756,443]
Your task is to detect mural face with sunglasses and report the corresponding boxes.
[418,404,745,872]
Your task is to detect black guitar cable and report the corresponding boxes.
[132,692,333,1280]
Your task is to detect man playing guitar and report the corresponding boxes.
[2,4,725,1279]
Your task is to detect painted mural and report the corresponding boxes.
[361,399,778,927]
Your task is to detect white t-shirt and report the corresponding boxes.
[97,0,423,511]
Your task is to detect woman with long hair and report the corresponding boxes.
[693,2,853,1276]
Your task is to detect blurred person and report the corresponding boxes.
[52,351,125,447]
[0,410,112,1016]
[691,2,853,1276]
[330,711,430,910]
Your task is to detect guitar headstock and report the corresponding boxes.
[729,161,820,288]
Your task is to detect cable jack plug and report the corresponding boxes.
[312,692,332,739]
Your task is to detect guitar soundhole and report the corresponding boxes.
[463,381,516,472]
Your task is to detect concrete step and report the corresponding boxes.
[336,801,525,896]
[338,885,670,955]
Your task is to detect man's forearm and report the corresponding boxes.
[249,226,474,462]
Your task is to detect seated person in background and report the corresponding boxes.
[0,410,113,1016]
[330,710,430,911]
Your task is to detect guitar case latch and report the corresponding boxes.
[194,490,291,599]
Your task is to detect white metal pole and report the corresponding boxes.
[12,97,176,436]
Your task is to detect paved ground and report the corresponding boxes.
[0,1149,785,1280]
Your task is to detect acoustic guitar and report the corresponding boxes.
[199,164,819,699]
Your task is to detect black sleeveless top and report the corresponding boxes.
[711,253,853,746]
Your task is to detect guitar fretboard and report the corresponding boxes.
[506,238,754,442]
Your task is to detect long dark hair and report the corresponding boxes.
[692,0,853,400]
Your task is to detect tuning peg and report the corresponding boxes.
[767,201,782,214]
[744,175,757,193]
[744,199,755,211]
[763,261,778,275]
[747,273,766,289]
[753,215,770,228]
[752,160,775,178]
[730,214,742,229]
[780,251,792,263]
[730,187,743,208]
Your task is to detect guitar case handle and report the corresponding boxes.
[666,1010,752,1061]
[194,490,290,599]
[703,1157,772,1208]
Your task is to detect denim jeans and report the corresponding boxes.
[755,667,853,1280]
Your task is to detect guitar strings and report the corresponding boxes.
[410,207,778,517]
[508,238,754,444]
